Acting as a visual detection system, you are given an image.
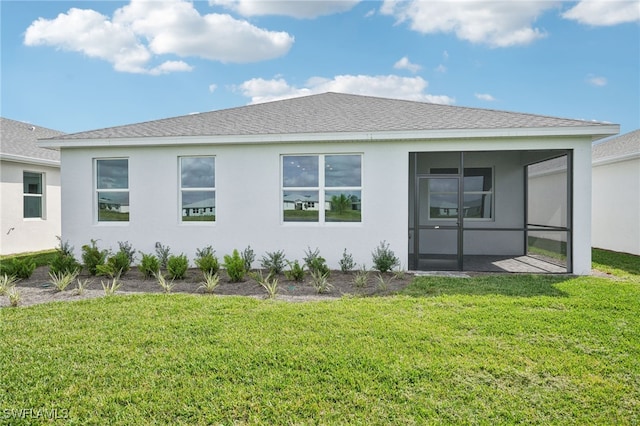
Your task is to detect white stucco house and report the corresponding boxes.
[38,93,619,274]
[591,130,640,255]
[0,117,64,255]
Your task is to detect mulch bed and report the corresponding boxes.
[2,266,415,307]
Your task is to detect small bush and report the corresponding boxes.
[96,250,131,278]
[81,239,108,276]
[304,247,330,276]
[284,260,305,282]
[339,249,356,273]
[49,238,81,276]
[154,271,175,293]
[224,249,245,283]
[375,273,390,291]
[195,246,219,275]
[118,241,136,264]
[198,272,221,294]
[167,254,189,280]
[155,242,171,269]
[310,270,333,294]
[371,241,399,273]
[75,278,91,295]
[0,257,36,279]
[49,270,80,292]
[101,277,122,296]
[0,274,19,295]
[353,265,369,288]
[261,250,287,275]
[138,252,160,279]
[7,286,21,307]
[241,246,255,272]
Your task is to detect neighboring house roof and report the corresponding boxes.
[1,117,63,166]
[592,129,640,164]
[183,198,216,209]
[39,92,618,147]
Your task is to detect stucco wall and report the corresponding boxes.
[592,157,640,255]
[59,135,594,274]
[0,160,61,255]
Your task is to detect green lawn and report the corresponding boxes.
[1,251,639,424]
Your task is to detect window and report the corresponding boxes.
[429,167,493,219]
[23,172,43,218]
[180,156,215,222]
[96,159,129,222]
[282,154,361,223]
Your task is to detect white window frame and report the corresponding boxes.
[23,171,45,220]
[281,153,362,225]
[179,156,216,224]
[95,158,129,224]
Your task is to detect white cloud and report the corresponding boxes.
[394,56,422,73]
[435,64,447,73]
[562,0,640,26]
[210,0,360,18]
[209,84,218,93]
[380,0,558,47]
[237,74,455,105]
[586,74,608,87]
[475,93,496,101]
[24,0,294,74]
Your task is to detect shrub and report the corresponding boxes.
[138,252,160,279]
[260,250,287,275]
[353,265,369,288]
[0,274,19,295]
[304,247,330,276]
[155,242,171,269]
[96,250,131,278]
[371,241,399,273]
[375,273,390,291]
[241,245,255,272]
[101,277,122,296]
[250,270,279,299]
[0,257,36,279]
[81,239,108,276]
[198,272,221,294]
[284,260,305,282]
[167,254,189,280]
[310,270,333,294]
[339,249,356,273]
[49,239,82,276]
[118,241,136,264]
[154,271,175,293]
[7,286,21,307]
[224,249,245,283]
[75,278,91,295]
[49,270,80,292]
[195,246,219,275]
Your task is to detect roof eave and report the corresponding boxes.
[0,153,60,167]
[37,124,620,149]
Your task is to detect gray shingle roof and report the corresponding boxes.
[50,92,613,141]
[592,129,640,161]
[1,117,63,162]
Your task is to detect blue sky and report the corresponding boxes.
[1,1,638,135]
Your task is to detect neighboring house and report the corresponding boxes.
[0,117,63,255]
[592,130,640,255]
[38,92,618,274]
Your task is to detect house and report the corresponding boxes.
[37,92,619,274]
[0,117,64,255]
[592,130,640,255]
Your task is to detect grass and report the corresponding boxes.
[1,250,638,424]
[0,249,56,267]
